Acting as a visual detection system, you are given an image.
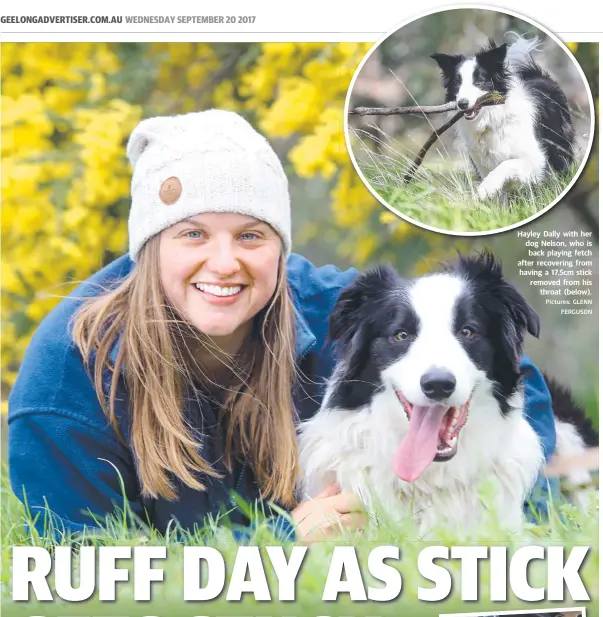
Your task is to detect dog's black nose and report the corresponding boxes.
[457,98,470,110]
[420,369,456,400]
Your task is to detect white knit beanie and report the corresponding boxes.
[126,109,291,261]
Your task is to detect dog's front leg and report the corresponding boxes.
[477,158,543,201]
[298,422,339,499]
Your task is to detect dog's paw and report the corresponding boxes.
[477,177,503,201]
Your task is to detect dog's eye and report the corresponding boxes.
[460,326,474,338]
[393,330,409,341]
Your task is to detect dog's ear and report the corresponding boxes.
[430,52,464,73]
[329,265,400,368]
[498,278,540,364]
[455,250,539,365]
[479,42,508,67]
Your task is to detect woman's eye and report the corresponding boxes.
[460,326,475,338]
[186,230,203,239]
[393,330,409,341]
[240,231,260,241]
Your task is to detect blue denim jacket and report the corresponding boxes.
[8,254,556,539]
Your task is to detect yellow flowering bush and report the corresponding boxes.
[2,44,142,387]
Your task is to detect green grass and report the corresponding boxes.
[1,467,599,615]
[350,127,580,233]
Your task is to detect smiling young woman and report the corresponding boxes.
[71,213,296,511]
[8,110,557,542]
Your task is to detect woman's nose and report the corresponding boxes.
[205,241,241,277]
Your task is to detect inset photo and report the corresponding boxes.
[345,7,595,235]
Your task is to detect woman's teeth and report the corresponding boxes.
[194,283,242,297]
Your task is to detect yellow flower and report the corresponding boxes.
[380,211,398,224]
[357,235,379,263]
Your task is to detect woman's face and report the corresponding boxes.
[159,212,282,351]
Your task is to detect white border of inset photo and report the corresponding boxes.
[343,3,596,237]
[440,607,586,616]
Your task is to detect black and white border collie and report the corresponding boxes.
[430,35,575,200]
[299,252,596,534]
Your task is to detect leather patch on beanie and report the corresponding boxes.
[159,177,182,205]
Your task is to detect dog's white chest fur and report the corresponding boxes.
[298,384,544,535]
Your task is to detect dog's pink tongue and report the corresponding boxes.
[393,404,449,482]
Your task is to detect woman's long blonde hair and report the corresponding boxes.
[71,235,298,506]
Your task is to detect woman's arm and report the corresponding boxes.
[520,354,559,515]
[520,354,556,460]
[8,301,146,540]
[9,408,145,539]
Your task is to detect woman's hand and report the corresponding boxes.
[290,483,367,543]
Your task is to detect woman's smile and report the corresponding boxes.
[192,282,247,305]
